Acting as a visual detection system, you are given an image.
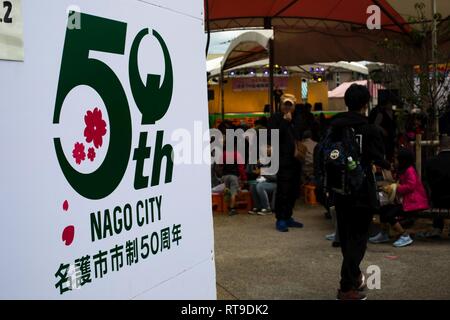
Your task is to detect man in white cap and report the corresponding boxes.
[269,94,304,232]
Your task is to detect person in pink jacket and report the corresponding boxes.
[369,148,429,247]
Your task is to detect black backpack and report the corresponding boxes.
[315,125,365,196]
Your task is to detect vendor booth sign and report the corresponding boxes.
[0,0,215,299]
[232,77,289,92]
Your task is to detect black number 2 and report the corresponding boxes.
[3,1,12,23]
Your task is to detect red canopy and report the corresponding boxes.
[207,0,409,33]
[206,0,450,65]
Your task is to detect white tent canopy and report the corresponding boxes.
[206,56,223,77]
[221,31,271,71]
[207,31,370,78]
[318,62,368,75]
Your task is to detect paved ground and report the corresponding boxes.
[214,204,450,300]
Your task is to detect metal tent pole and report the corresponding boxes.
[220,67,225,121]
[432,0,440,138]
[269,38,275,114]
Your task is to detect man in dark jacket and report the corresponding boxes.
[294,103,316,140]
[423,135,450,237]
[368,92,397,161]
[269,94,304,232]
[439,96,450,136]
[331,84,390,300]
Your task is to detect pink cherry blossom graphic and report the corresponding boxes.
[72,142,86,165]
[63,200,69,211]
[62,225,75,246]
[84,107,107,149]
[87,147,96,162]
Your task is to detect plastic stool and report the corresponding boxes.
[304,184,318,205]
[212,193,224,213]
[223,190,253,214]
[443,219,450,239]
[235,190,253,212]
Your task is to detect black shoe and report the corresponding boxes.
[228,209,238,216]
[276,220,289,232]
[287,218,304,228]
[357,273,367,291]
[337,289,367,300]
[332,241,341,248]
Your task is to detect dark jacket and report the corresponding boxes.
[439,111,450,136]
[269,112,298,169]
[330,111,390,208]
[424,151,450,208]
[369,106,396,159]
[294,111,316,140]
[331,111,390,169]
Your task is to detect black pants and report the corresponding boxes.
[433,217,445,230]
[275,166,300,221]
[379,204,403,226]
[335,195,373,292]
[380,204,420,226]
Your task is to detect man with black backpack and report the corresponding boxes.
[316,84,389,300]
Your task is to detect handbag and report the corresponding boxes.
[378,183,398,206]
[294,140,308,162]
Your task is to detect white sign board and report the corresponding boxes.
[0,0,24,61]
[0,0,216,299]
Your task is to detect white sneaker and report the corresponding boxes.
[257,209,272,216]
[416,228,442,239]
[369,232,390,244]
[393,235,413,247]
[325,233,335,241]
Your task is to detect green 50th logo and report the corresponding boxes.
[53,12,174,200]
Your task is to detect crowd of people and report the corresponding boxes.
[211,96,323,221]
[211,84,450,300]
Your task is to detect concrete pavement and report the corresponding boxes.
[214,205,450,300]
